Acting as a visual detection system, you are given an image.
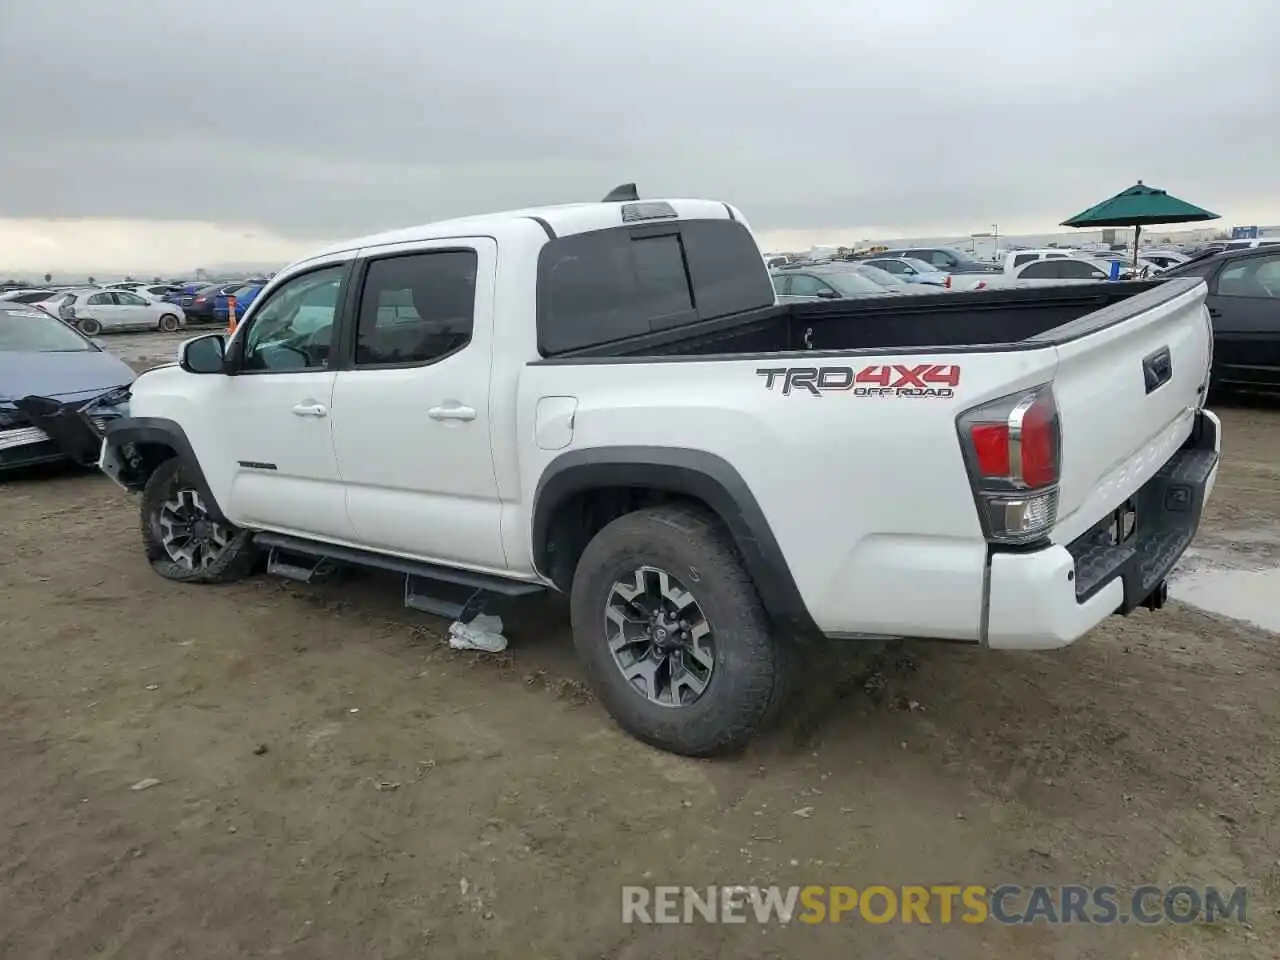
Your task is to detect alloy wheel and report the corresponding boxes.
[604,565,715,707]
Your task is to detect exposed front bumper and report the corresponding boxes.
[985,409,1221,650]
[3,388,132,470]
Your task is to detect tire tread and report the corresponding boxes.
[570,503,790,757]
[140,458,257,584]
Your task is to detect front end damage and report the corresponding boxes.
[5,386,132,469]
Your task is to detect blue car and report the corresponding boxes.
[0,303,134,472]
[224,283,264,324]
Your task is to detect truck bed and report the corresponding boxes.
[539,279,1180,361]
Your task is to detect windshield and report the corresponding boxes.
[826,271,894,297]
[852,265,905,287]
[0,308,95,352]
[901,257,945,273]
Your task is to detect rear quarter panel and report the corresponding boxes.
[518,348,1058,640]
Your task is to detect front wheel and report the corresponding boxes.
[140,458,258,583]
[78,317,102,336]
[569,504,789,757]
[158,313,180,333]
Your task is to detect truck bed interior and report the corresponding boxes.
[546,279,1175,361]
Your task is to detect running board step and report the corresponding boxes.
[266,546,335,583]
[405,578,491,622]
[253,533,545,597]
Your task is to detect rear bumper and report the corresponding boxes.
[986,409,1220,650]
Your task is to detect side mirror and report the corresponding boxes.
[816,288,841,299]
[180,333,227,374]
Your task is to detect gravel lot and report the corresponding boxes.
[1,333,1277,958]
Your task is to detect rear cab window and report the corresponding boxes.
[536,218,775,355]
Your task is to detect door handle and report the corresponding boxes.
[1208,308,1222,319]
[428,402,477,422]
[292,402,328,417]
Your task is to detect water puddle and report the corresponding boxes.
[1169,567,1280,633]
[1168,530,1280,633]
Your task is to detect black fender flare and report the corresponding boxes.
[531,446,819,637]
[103,416,227,523]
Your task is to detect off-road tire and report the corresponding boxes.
[78,317,102,336]
[570,503,790,757]
[140,457,258,583]
[158,313,180,332]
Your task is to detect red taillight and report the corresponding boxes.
[971,423,1011,476]
[959,385,1061,544]
[1018,394,1058,487]
[194,295,207,304]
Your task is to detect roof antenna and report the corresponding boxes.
[602,183,639,202]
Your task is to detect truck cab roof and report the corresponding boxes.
[299,198,746,265]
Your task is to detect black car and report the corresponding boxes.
[1166,247,1280,391]
[180,281,245,324]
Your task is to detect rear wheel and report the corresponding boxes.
[569,504,788,757]
[140,458,257,583]
[158,313,180,332]
[78,317,102,336]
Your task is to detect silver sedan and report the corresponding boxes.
[55,289,187,335]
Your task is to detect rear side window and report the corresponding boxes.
[355,250,478,366]
[1019,261,1058,279]
[536,218,774,355]
[1058,260,1105,279]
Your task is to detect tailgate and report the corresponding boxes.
[1044,277,1212,542]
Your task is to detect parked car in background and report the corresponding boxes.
[842,262,922,292]
[0,289,56,304]
[31,289,98,317]
[227,283,264,323]
[0,302,134,472]
[57,289,186,335]
[180,281,252,325]
[1220,238,1280,253]
[1139,251,1189,271]
[167,282,216,309]
[135,284,183,301]
[1001,248,1082,273]
[861,256,951,286]
[876,246,1002,275]
[1165,246,1280,391]
[1007,257,1115,287]
[771,264,912,301]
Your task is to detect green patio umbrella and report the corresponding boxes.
[1061,181,1219,272]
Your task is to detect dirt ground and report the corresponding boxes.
[2,343,1278,958]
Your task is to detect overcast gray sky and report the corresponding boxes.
[1,0,1278,271]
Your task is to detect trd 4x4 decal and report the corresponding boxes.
[757,364,960,398]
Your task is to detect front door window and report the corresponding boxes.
[239,266,345,372]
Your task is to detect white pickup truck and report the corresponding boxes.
[99,187,1222,757]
